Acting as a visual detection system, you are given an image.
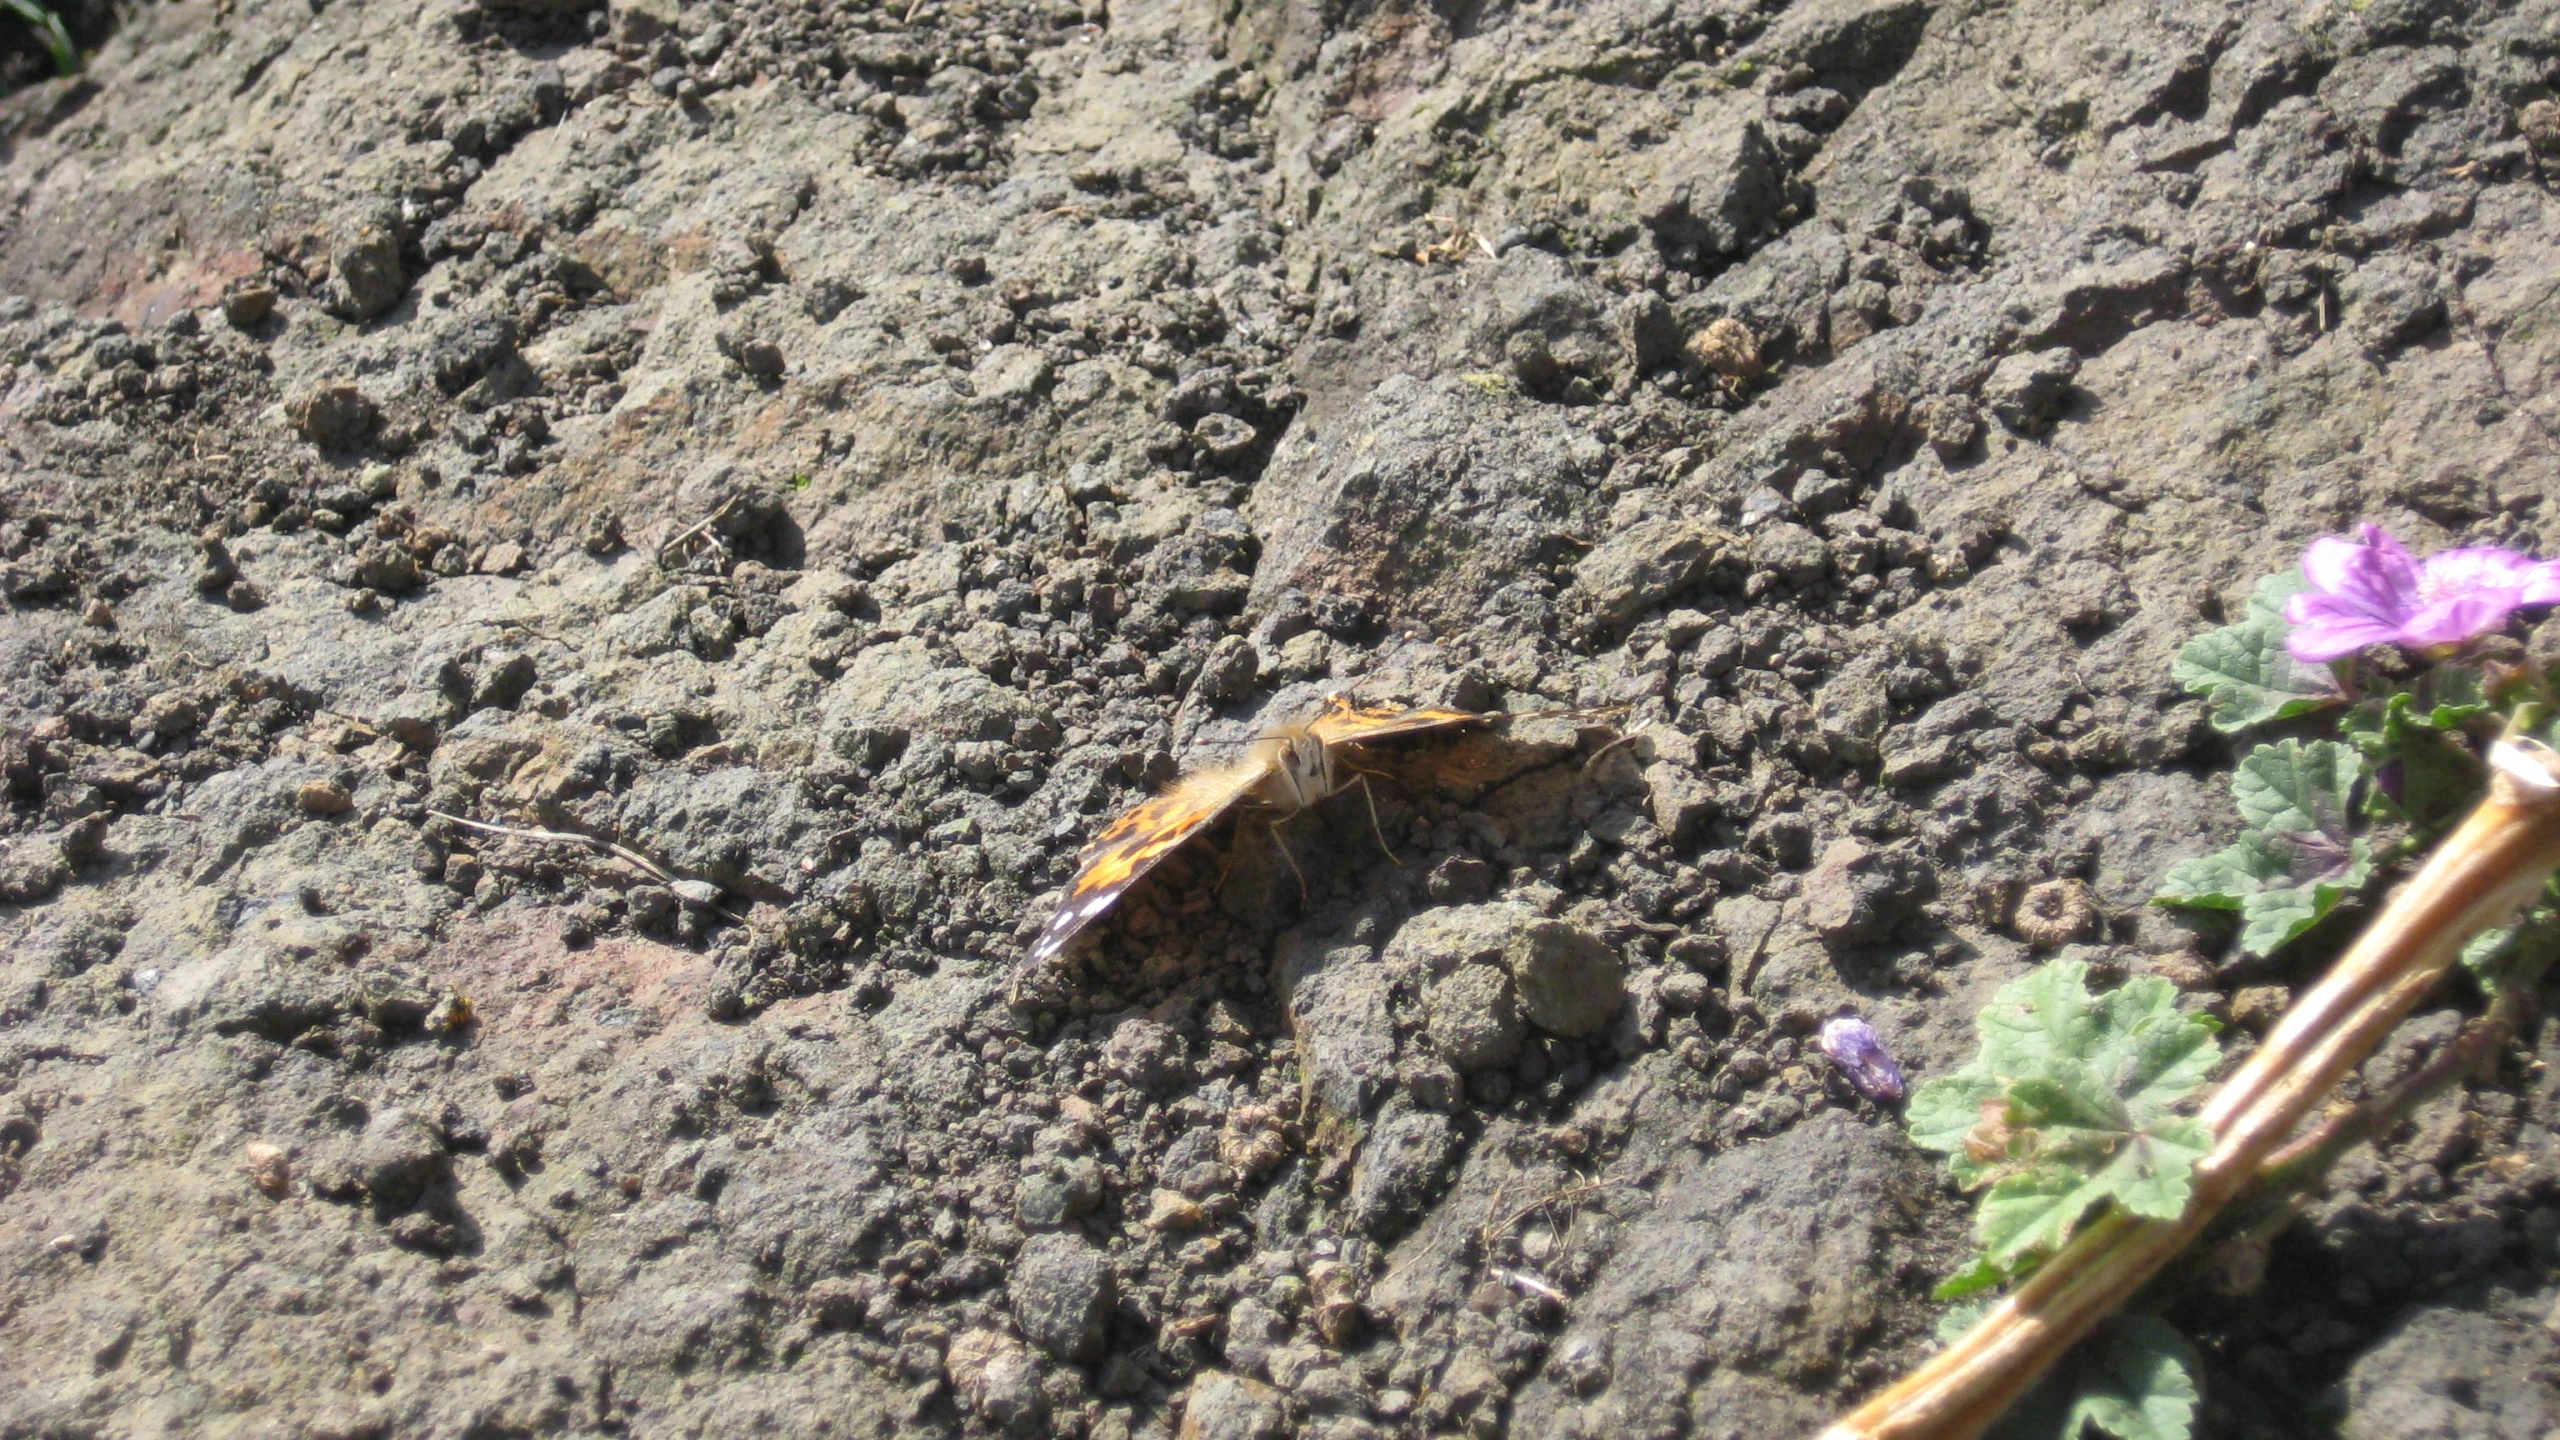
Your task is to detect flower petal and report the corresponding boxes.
[1818,1016,1906,1103]
[2519,561,2560,609]
[2300,529,2418,626]
[2299,534,2375,598]
[2285,594,2407,661]
[2362,525,2420,592]
[2419,546,2544,595]
[2398,591,2519,651]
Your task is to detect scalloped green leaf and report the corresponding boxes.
[1907,962,2223,1266]
[2230,738,2360,836]
[1990,1315,2202,1440]
[2156,740,2375,956]
[2170,571,2338,733]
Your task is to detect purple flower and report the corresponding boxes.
[2284,524,2560,663]
[1819,1015,1906,1103]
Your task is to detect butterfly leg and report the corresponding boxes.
[1581,731,1640,774]
[1266,812,1312,903]
[1347,771,1404,866]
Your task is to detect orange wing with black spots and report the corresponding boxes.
[1015,695,1504,990]
[1302,694,1496,748]
[1018,757,1274,977]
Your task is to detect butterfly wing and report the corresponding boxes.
[1017,757,1274,978]
[1303,694,1495,748]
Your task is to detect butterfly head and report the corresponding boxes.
[1255,725,1336,813]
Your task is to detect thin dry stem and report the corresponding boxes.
[1820,739,2560,1440]
[426,808,678,885]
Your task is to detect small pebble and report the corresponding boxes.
[243,1141,292,1197]
[296,779,353,816]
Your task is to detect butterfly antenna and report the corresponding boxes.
[1504,703,1634,726]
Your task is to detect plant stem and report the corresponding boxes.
[2202,926,2555,1274]
[1818,738,2560,1440]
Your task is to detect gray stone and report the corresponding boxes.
[948,1329,1047,1435]
[1423,964,1524,1071]
[471,651,538,710]
[1346,1106,1455,1237]
[287,383,380,450]
[355,1107,447,1206]
[1572,519,1734,628]
[1102,1017,1191,1095]
[330,220,407,321]
[1509,1113,1905,1437]
[1643,759,1719,844]
[1016,1156,1103,1228]
[1279,939,1398,1120]
[2338,1293,2556,1440]
[2343,256,2447,354]
[1245,374,1602,631]
[1981,347,2080,433]
[1639,116,1784,262]
[1010,1232,1113,1363]
[1504,920,1625,1037]
[1381,903,1529,979]
[1181,1371,1286,1440]
[1801,838,1934,948]
[0,837,68,903]
[1746,521,1829,589]
[1191,634,1260,703]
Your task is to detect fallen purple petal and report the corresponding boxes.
[1819,1015,1907,1102]
[2285,523,2560,662]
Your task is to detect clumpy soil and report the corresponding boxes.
[3,0,2560,1435]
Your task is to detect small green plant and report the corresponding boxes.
[1907,961,2218,1439]
[1911,962,2223,1288]
[1887,525,2560,1440]
[2,0,77,77]
[2156,526,2547,957]
[2153,738,2374,957]
[1835,524,2560,1440]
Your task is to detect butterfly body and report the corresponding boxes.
[1014,695,1494,984]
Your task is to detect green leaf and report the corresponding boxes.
[2349,692,2487,834]
[1908,1070,2007,1188]
[2230,738,2360,835]
[2460,923,2515,997]
[1979,1166,2097,1265]
[0,0,76,75]
[2236,855,2371,956]
[2069,1315,2203,1440]
[1906,962,2223,1267]
[2170,571,2338,733]
[2415,666,2490,730]
[1976,1114,2213,1264]
[1934,1296,1994,1341]
[2155,832,2295,910]
[1932,1261,2010,1305]
[2155,740,2375,956]
[1990,1315,2202,1440]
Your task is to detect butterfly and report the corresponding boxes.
[1015,693,1499,985]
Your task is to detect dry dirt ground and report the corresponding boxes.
[4,0,2560,1435]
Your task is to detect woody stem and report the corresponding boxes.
[1817,739,2560,1440]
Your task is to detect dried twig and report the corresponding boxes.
[427,808,679,885]
[1819,738,2560,1440]
[655,494,744,569]
[2234,922,2558,1228]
